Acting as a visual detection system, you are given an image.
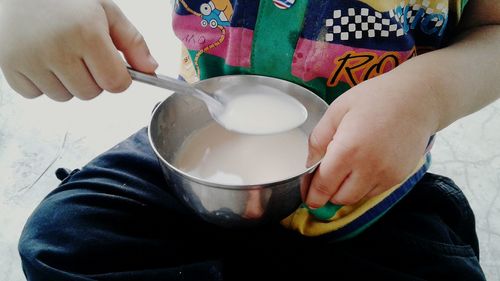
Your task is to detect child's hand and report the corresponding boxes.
[0,0,158,101]
[303,73,440,208]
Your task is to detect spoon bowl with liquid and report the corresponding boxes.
[128,68,307,135]
[148,75,328,227]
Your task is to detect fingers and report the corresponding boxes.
[53,59,103,100]
[305,146,379,207]
[364,185,387,199]
[305,141,352,209]
[303,97,352,208]
[83,32,131,93]
[2,70,42,99]
[101,0,158,73]
[5,62,103,101]
[21,70,73,102]
[0,0,148,101]
[330,172,375,206]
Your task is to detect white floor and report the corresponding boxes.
[1,1,499,280]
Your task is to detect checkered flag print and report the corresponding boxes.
[325,7,403,41]
[325,0,448,42]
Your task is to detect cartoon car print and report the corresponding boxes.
[200,1,230,28]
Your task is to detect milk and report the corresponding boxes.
[215,84,308,135]
[175,122,308,185]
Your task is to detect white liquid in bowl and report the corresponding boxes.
[175,122,308,185]
[215,84,308,135]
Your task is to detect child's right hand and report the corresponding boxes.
[0,0,158,101]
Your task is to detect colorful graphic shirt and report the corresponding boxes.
[172,0,468,239]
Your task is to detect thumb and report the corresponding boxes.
[306,132,328,168]
[101,1,158,73]
[306,102,346,167]
[302,126,335,202]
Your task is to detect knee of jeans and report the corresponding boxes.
[18,232,43,279]
[18,196,66,275]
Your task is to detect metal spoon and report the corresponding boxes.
[127,67,224,117]
[127,67,307,135]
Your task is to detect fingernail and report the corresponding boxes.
[305,195,324,210]
[304,180,330,210]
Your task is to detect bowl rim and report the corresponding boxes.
[147,74,326,190]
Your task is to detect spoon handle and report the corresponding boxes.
[127,67,223,113]
[127,67,187,93]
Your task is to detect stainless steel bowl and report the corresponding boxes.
[148,75,328,227]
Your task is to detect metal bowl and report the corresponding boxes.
[148,75,328,227]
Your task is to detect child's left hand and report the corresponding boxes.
[302,72,440,208]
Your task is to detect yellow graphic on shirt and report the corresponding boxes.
[359,0,465,26]
[211,0,233,20]
[358,0,448,13]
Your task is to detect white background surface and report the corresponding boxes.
[1,1,499,280]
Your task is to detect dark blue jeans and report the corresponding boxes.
[19,128,486,281]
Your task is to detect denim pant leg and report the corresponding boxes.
[334,173,486,281]
[18,128,229,281]
[18,128,486,281]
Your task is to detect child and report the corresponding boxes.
[1,0,498,280]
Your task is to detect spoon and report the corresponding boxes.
[127,67,308,135]
[127,67,224,117]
